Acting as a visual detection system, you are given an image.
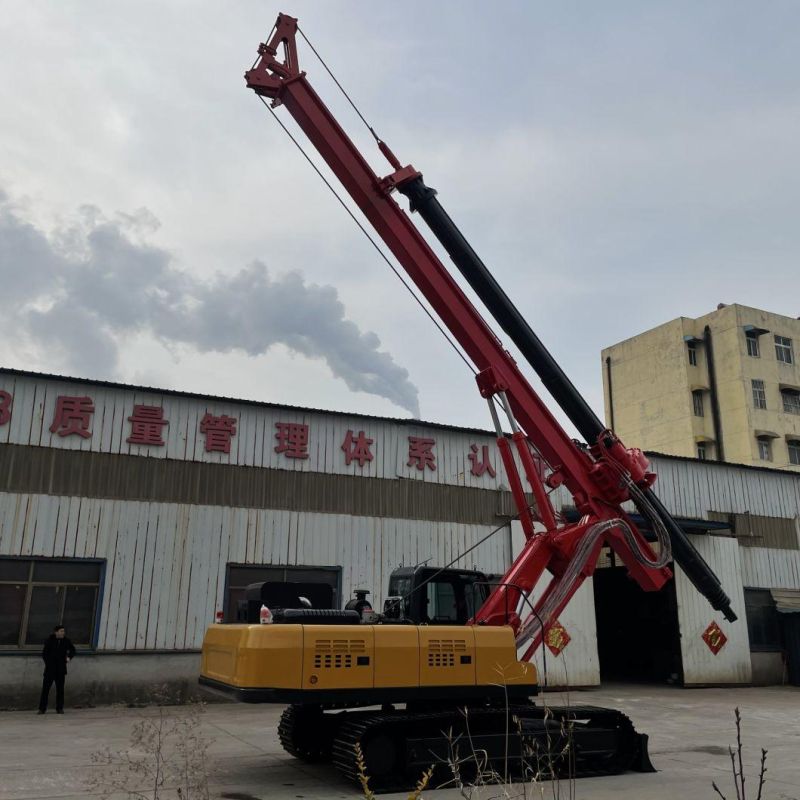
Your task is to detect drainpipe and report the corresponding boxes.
[605,356,615,430]
[704,325,725,461]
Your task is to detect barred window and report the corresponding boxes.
[692,390,704,417]
[757,438,772,462]
[789,440,800,466]
[775,335,793,364]
[0,558,102,649]
[687,342,698,366]
[752,379,767,410]
[781,389,800,415]
[746,331,760,358]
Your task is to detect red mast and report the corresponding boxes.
[244,14,734,654]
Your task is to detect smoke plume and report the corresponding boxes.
[0,191,420,416]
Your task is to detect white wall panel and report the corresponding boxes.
[674,534,751,685]
[510,521,600,688]
[647,454,800,521]
[740,547,800,589]
[0,490,510,652]
[4,374,800,527]
[525,579,600,689]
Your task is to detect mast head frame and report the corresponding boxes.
[245,13,303,103]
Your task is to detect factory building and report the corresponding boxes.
[1,368,799,708]
[602,303,800,470]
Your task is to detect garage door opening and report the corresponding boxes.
[593,560,682,684]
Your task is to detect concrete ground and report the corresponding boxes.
[0,685,798,800]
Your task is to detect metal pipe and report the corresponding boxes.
[605,356,615,430]
[398,177,605,444]
[703,326,725,461]
[639,487,736,621]
[398,174,737,623]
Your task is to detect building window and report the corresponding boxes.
[775,335,793,364]
[746,331,760,358]
[744,588,782,651]
[752,379,767,410]
[781,389,800,415]
[696,442,707,460]
[224,563,341,622]
[692,390,704,417]
[687,341,698,366]
[757,438,772,461]
[789,440,800,466]
[0,558,103,649]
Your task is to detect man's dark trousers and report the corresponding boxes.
[39,635,75,712]
[39,673,65,713]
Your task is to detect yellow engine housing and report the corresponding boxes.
[200,623,537,704]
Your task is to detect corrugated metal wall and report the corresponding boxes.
[0,444,519,525]
[4,371,800,688]
[510,522,600,687]
[647,454,800,520]
[4,373,799,534]
[707,511,799,549]
[740,547,800,588]
[527,581,599,689]
[0,373,514,491]
[0,490,510,651]
[674,534,752,684]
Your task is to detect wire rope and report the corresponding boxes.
[256,96,477,378]
[297,24,381,143]
[256,31,670,655]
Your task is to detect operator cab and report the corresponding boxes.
[387,566,490,625]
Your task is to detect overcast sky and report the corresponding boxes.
[2,1,798,436]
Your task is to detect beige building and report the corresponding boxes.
[602,304,800,471]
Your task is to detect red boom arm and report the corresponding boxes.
[245,15,673,656]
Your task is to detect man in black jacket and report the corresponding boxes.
[38,625,76,714]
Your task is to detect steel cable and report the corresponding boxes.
[256,96,477,378]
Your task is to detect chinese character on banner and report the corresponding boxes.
[468,443,497,477]
[0,390,12,426]
[407,436,436,471]
[341,429,374,467]
[702,620,728,655]
[127,405,168,446]
[275,422,309,459]
[544,620,571,656]
[49,396,94,438]
[200,413,237,454]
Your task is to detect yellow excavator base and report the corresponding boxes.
[200,623,537,704]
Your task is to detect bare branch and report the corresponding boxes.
[755,748,768,800]
[735,707,746,800]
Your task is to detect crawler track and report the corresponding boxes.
[278,705,335,762]
[280,703,653,792]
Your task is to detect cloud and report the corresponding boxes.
[0,191,420,417]
[2,1,799,431]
